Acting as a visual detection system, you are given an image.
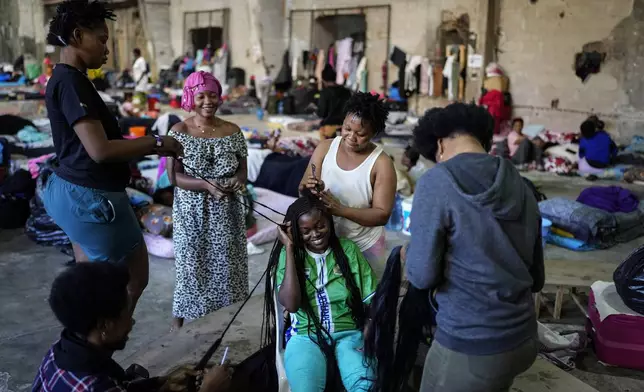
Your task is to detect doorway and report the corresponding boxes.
[190,27,223,55]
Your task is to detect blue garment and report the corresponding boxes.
[579,130,617,167]
[284,330,373,392]
[406,153,544,356]
[41,173,143,261]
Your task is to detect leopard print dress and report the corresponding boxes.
[170,130,249,320]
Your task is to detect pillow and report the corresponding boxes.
[137,204,173,237]
[522,124,545,139]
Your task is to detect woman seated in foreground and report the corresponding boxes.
[32,262,233,392]
[264,191,377,392]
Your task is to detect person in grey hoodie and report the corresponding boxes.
[404,103,545,392]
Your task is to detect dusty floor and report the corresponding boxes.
[2,115,644,391]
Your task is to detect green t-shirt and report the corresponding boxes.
[276,238,377,335]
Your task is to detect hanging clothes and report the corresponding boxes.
[443,54,459,101]
[405,56,423,94]
[389,46,407,90]
[327,45,336,68]
[291,51,301,81]
[275,50,293,92]
[420,58,430,95]
[347,56,359,90]
[315,49,325,90]
[356,57,368,93]
[335,38,353,86]
[213,46,228,86]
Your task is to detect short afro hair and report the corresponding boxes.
[580,120,597,139]
[413,103,494,162]
[404,145,420,166]
[512,117,524,127]
[49,262,129,336]
[343,92,389,135]
[47,0,116,47]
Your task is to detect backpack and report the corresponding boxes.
[614,245,644,315]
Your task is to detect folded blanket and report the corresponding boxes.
[539,198,617,246]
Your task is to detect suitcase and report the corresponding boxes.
[586,281,644,370]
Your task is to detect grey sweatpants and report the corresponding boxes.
[420,338,537,392]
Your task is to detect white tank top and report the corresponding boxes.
[321,136,384,251]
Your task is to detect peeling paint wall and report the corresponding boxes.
[498,0,644,141]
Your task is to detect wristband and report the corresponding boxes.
[153,135,163,152]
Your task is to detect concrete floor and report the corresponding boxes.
[2,123,644,390]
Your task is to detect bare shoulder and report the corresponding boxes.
[375,151,396,174]
[170,120,189,134]
[216,117,242,136]
[314,138,334,154]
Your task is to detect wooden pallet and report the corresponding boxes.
[536,259,614,320]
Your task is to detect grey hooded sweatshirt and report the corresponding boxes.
[406,153,544,356]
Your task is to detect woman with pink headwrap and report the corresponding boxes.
[167,71,249,330]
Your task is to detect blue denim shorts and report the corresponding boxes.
[41,173,143,262]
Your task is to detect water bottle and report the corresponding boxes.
[256,107,264,121]
[385,193,404,231]
[278,101,284,115]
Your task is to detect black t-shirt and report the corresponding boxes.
[46,64,130,191]
[316,85,352,126]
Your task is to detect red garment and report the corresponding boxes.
[479,90,511,134]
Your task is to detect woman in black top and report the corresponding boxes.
[41,0,183,312]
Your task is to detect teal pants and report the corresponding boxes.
[284,330,373,392]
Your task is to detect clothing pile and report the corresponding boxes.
[539,186,644,250]
[24,155,72,253]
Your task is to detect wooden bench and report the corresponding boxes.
[535,259,615,320]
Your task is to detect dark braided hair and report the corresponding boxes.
[343,92,389,135]
[364,247,433,392]
[47,0,116,47]
[262,190,367,389]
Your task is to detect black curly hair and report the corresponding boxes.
[49,262,129,336]
[413,103,494,162]
[46,0,116,47]
[262,190,367,389]
[343,92,389,136]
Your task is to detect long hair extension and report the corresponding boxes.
[262,190,366,389]
[364,247,433,392]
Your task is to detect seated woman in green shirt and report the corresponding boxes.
[264,191,377,392]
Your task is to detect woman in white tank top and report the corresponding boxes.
[299,92,397,277]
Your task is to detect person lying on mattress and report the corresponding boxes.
[33,262,233,392]
[248,133,317,198]
[264,191,377,392]
[300,92,397,276]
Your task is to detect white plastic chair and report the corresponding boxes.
[273,274,291,392]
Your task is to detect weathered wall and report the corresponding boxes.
[169,0,283,81]
[497,0,644,141]
[139,0,174,69]
[0,0,46,62]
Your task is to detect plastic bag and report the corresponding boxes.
[613,245,644,315]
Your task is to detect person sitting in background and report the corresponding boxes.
[316,64,352,140]
[578,119,618,174]
[32,262,233,392]
[507,118,545,171]
[35,64,54,93]
[401,144,428,184]
[120,92,137,117]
